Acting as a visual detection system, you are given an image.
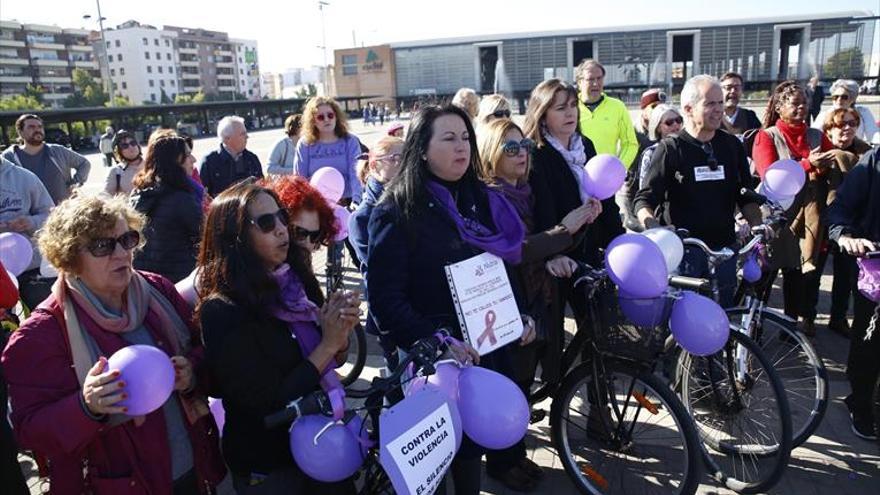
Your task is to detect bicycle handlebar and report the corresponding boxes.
[668,275,712,292]
[263,330,452,429]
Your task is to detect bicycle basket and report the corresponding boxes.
[593,283,672,362]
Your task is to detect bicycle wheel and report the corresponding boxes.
[727,307,828,447]
[679,329,792,494]
[339,323,368,386]
[550,360,702,495]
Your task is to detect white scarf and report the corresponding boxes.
[542,127,590,202]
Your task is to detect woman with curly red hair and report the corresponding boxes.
[265,175,338,253]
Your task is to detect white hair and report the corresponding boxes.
[680,75,720,110]
[217,115,245,140]
[830,79,859,99]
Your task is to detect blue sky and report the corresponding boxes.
[2,0,876,72]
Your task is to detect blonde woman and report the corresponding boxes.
[452,87,480,120]
[475,94,512,130]
[292,96,362,205]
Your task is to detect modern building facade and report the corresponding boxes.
[379,11,878,99]
[0,20,101,108]
[334,45,396,100]
[100,21,180,105]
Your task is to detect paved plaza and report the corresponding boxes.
[18,114,880,494]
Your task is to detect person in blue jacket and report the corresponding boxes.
[366,104,535,495]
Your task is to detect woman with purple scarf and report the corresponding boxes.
[195,182,360,494]
[367,105,536,495]
[477,118,601,490]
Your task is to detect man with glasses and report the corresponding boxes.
[199,115,263,197]
[1,114,90,205]
[719,72,761,137]
[634,75,765,307]
[575,59,639,168]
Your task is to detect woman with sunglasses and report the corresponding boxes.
[477,118,599,491]
[368,105,535,495]
[103,130,143,196]
[754,80,836,336]
[196,181,359,494]
[523,78,624,378]
[268,174,338,255]
[2,194,226,494]
[130,135,203,284]
[813,79,879,145]
[475,94,512,131]
[293,96,363,206]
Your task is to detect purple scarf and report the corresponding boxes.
[426,180,525,264]
[493,179,533,232]
[269,264,344,415]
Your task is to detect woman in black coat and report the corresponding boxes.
[196,181,360,494]
[367,104,536,495]
[522,79,625,379]
[130,135,202,283]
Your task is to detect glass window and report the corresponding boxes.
[108,54,113,62]
[120,67,125,75]
[160,80,165,87]
[145,51,150,59]
[142,38,148,45]
[147,66,152,73]
[342,54,358,75]
[156,52,161,60]
[158,66,163,73]
[149,79,154,87]
[115,40,120,47]
[154,39,159,46]
[169,66,174,74]
[110,68,115,76]
[151,93,156,101]
[166,53,171,60]
[165,39,170,47]
[118,53,123,61]
[122,81,127,89]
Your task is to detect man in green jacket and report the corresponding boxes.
[576,59,639,168]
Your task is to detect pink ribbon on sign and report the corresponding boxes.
[476,310,498,348]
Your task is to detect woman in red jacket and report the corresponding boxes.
[752,80,836,336]
[1,195,225,494]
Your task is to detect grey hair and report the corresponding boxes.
[830,79,859,99]
[217,115,245,140]
[680,74,720,110]
[648,104,682,141]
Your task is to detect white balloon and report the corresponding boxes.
[642,228,684,273]
[39,256,58,278]
[175,268,201,308]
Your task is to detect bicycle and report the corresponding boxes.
[264,330,455,494]
[673,233,793,493]
[324,236,368,387]
[532,263,703,495]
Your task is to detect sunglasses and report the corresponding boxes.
[837,119,858,128]
[490,109,512,119]
[87,230,140,257]
[501,138,534,157]
[248,209,290,233]
[662,117,683,127]
[701,142,718,171]
[831,94,850,101]
[292,225,323,244]
[316,111,336,122]
[118,140,138,149]
[375,153,402,165]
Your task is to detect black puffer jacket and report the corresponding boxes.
[130,184,202,283]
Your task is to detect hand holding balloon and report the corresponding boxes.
[170,356,194,392]
[82,357,128,416]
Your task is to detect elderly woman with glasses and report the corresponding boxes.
[813,79,880,145]
[1,194,226,494]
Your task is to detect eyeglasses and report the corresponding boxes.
[118,140,138,149]
[248,209,290,233]
[292,225,323,244]
[375,153,402,165]
[86,230,140,257]
[701,142,718,171]
[316,111,336,122]
[837,119,858,129]
[490,109,512,119]
[831,94,850,101]
[662,117,683,127]
[501,138,534,157]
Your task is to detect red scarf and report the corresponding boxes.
[774,119,812,161]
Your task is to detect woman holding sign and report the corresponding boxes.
[478,118,601,490]
[196,182,360,493]
[367,104,536,494]
[523,79,624,380]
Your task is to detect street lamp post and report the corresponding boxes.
[318,1,330,96]
[83,0,115,107]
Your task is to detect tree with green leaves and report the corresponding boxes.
[294,84,318,98]
[63,68,109,108]
[175,91,206,104]
[0,94,45,111]
[824,47,864,79]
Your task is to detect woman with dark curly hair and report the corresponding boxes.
[196,181,359,493]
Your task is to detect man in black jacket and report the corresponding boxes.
[199,115,263,197]
[634,74,765,307]
[827,146,880,440]
[720,72,761,137]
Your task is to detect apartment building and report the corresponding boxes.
[164,26,260,100]
[100,21,180,104]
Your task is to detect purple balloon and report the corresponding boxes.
[290,415,364,482]
[332,205,351,241]
[310,167,345,204]
[107,345,175,416]
[0,232,33,277]
[457,366,529,449]
[605,233,669,298]
[742,254,762,283]
[208,398,225,434]
[583,154,627,200]
[345,413,371,458]
[405,361,461,402]
[618,291,671,327]
[763,159,806,199]
[669,291,730,356]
